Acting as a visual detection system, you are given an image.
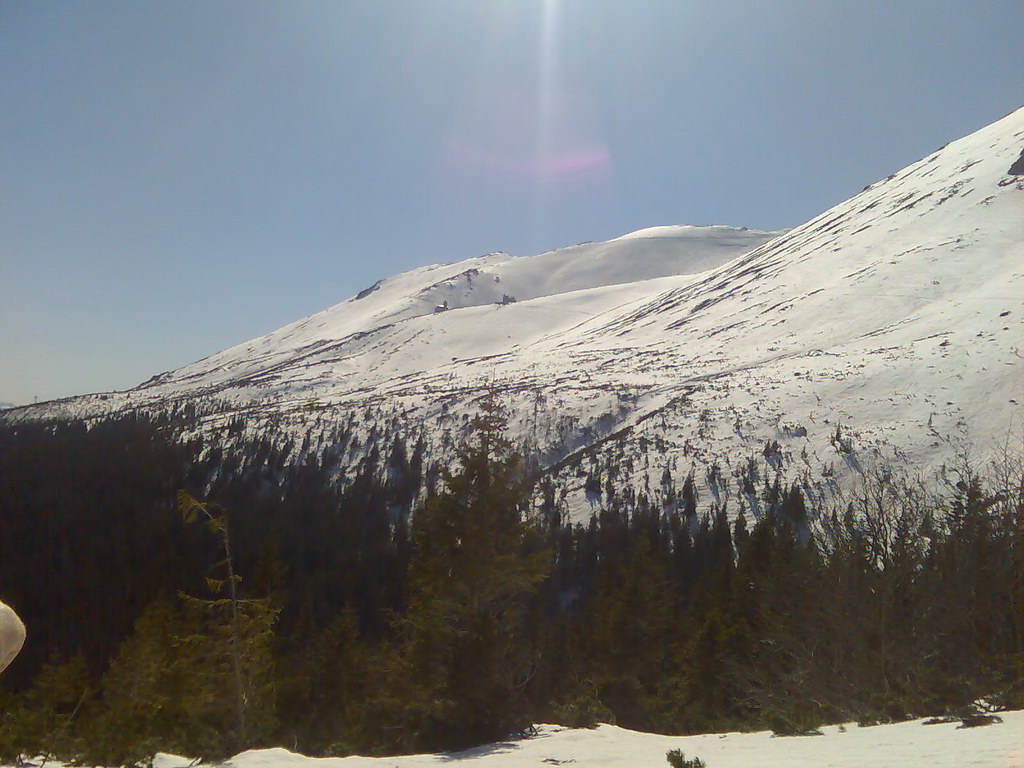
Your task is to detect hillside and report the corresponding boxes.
[5,106,1023,517]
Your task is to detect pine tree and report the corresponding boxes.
[374,398,551,751]
[585,537,674,729]
[80,601,205,764]
[177,492,279,755]
[0,653,91,761]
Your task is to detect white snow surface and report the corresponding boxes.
[149,713,1024,768]
[140,224,780,392]
[7,107,1024,518]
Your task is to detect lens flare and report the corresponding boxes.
[437,1,613,244]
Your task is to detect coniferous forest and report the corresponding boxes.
[0,410,1021,765]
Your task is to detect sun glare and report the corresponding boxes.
[440,2,612,235]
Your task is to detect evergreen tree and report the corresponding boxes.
[585,536,674,729]
[177,492,280,756]
[372,399,550,751]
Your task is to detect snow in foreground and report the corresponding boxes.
[151,711,1024,768]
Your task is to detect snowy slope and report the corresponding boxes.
[149,713,1024,768]
[137,225,779,393]
[6,107,1024,517]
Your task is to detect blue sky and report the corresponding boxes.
[2,0,1022,405]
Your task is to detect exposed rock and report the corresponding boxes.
[1009,148,1024,175]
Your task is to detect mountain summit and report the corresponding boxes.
[142,224,781,395]
[8,107,1024,517]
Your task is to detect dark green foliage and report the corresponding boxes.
[0,654,92,761]
[584,535,676,728]
[0,417,199,689]
[77,600,198,765]
[273,608,374,755]
[666,748,706,768]
[366,400,551,751]
[0,412,1022,762]
[547,693,615,729]
[956,714,1003,728]
[78,596,277,764]
[177,490,280,754]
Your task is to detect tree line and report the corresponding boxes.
[0,411,1020,764]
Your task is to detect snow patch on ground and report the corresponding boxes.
[215,712,1024,768]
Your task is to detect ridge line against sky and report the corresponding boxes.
[2,0,1023,404]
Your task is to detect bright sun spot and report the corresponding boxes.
[440,1,611,190]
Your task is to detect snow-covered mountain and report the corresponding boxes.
[138,224,782,395]
[7,107,1024,518]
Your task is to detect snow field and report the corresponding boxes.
[145,711,1024,768]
